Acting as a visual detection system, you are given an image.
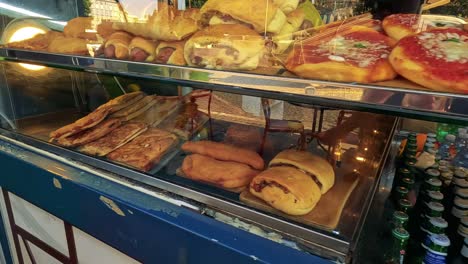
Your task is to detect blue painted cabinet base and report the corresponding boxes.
[0,140,330,264]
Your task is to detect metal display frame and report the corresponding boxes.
[0,35,465,262]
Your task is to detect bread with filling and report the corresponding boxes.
[250,166,321,215]
[269,149,335,194]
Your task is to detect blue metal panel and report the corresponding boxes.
[0,140,331,264]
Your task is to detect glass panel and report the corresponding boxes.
[0,0,466,122]
[0,61,396,247]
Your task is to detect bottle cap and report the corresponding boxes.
[428,202,444,212]
[460,133,468,139]
[454,178,468,188]
[399,199,412,208]
[392,228,410,240]
[426,138,437,143]
[426,169,441,178]
[456,189,468,199]
[455,168,467,179]
[426,178,442,187]
[429,217,448,228]
[454,198,468,209]
[427,133,437,138]
[393,211,409,221]
[439,160,450,167]
[441,171,454,179]
[428,191,444,200]
[396,186,409,194]
[402,177,414,185]
[461,216,468,226]
[424,142,435,148]
[445,134,456,142]
[458,128,467,135]
[430,234,450,247]
[427,148,437,155]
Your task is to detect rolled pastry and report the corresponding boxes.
[269,149,335,194]
[129,37,157,62]
[113,3,199,41]
[104,31,133,59]
[182,154,259,189]
[181,140,264,170]
[200,0,287,34]
[155,41,186,65]
[63,17,97,40]
[250,166,321,215]
[273,0,300,14]
[184,24,264,70]
[272,9,305,54]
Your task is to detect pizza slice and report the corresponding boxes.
[383,14,466,41]
[56,118,121,147]
[79,122,148,156]
[49,106,111,140]
[106,128,179,172]
[389,28,468,94]
[285,26,397,83]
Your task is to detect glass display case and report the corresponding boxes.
[0,0,466,263]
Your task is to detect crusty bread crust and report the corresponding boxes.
[200,0,286,34]
[269,150,335,194]
[389,45,468,93]
[250,166,321,216]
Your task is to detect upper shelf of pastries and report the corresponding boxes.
[0,0,467,122]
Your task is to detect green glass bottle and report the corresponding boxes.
[384,228,410,264]
[392,211,409,229]
[398,199,413,214]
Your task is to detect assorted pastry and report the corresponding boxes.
[48,91,199,172]
[4,1,466,93]
[180,141,264,192]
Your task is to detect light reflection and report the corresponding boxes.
[8,26,46,71]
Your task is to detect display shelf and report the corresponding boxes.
[1,48,467,123]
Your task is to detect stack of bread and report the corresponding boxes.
[180,141,264,192]
[249,149,335,215]
[94,0,318,70]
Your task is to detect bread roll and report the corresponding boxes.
[200,0,287,34]
[269,149,335,194]
[250,166,321,215]
[155,41,186,65]
[184,24,264,70]
[104,31,133,59]
[272,9,305,54]
[113,3,199,41]
[63,17,97,40]
[129,37,157,62]
[182,154,259,189]
[47,36,89,55]
[273,0,300,14]
[181,140,264,170]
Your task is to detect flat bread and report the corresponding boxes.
[79,122,148,156]
[111,95,156,118]
[56,118,121,147]
[123,97,158,121]
[98,91,145,113]
[133,96,183,126]
[49,106,111,139]
[107,128,178,172]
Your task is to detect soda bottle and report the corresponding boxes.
[384,228,410,264]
